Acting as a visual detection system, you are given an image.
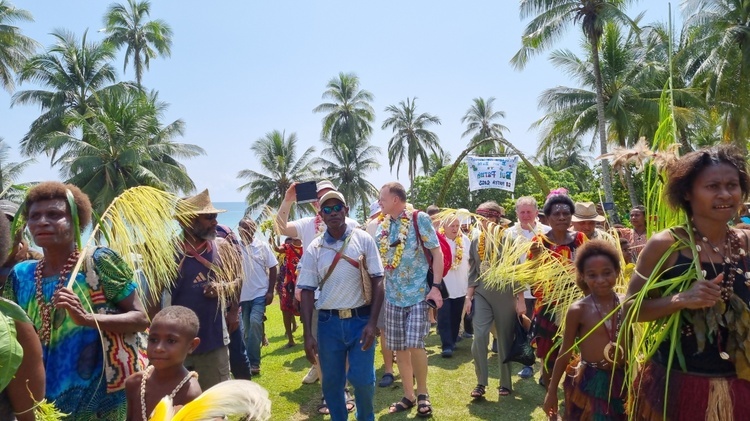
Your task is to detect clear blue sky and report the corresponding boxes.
[2,1,672,201]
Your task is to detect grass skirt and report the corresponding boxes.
[533,304,559,371]
[563,359,627,421]
[631,360,750,420]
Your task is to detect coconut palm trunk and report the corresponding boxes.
[590,36,617,221]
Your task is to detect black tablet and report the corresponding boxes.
[295,181,318,204]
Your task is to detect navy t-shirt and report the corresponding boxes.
[170,242,225,354]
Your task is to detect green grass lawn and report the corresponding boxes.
[252,305,554,420]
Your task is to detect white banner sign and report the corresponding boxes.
[466,156,519,192]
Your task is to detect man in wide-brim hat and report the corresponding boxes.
[153,189,239,390]
[571,201,609,241]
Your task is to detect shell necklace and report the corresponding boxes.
[591,292,623,365]
[34,249,80,345]
[140,365,197,421]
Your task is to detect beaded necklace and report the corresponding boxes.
[692,226,748,298]
[34,249,80,345]
[140,365,197,421]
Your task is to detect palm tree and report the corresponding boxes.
[382,97,442,185]
[237,130,317,217]
[103,0,172,87]
[420,150,452,177]
[460,97,510,155]
[49,89,203,212]
[511,0,637,217]
[532,22,657,208]
[0,138,35,200]
[314,135,381,221]
[313,72,375,145]
[682,0,750,153]
[0,0,38,93]
[11,29,122,158]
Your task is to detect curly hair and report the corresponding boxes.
[665,145,750,215]
[23,182,93,229]
[542,194,575,217]
[0,214,10,267]
[574,239,622,294]
[152,305,200,338]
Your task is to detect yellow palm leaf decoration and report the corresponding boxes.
[149,380,271,421]
[64,186,193,302]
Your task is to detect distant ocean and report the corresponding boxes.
[214,201,250,230]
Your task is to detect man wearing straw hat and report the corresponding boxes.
[571,202,612,242]
[156,189,239,390]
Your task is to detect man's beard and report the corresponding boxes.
[192,225,217,241]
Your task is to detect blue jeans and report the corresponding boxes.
[317,311,376,421]
[228,324,252,379]
[437,296,465,351]
[240,296,266,367]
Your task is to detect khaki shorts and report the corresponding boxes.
[185,345,230,390]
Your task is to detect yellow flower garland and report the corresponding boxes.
[439,227,464,270]
[379,213,410,270]
[478,232,486,262]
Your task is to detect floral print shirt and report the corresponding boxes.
[381,210,439,307]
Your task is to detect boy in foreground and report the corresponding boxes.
[125,306,203,421]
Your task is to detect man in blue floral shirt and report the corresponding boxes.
[377,182,444,418]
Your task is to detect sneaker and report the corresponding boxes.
[441,348,453,358]
[518,366,534,379]
[302,365,319,384]
[462,332,474,339]
[250,365,261,375]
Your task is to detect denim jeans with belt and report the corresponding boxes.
[240,296,266,367]
[317,310,376,421]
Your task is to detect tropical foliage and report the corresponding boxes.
[49,90,203,212]
[237,130,316,217]
[382,97,442,185]
[512,0,637,219]
[0,138,34,200]
[461,97,509,155]
[102,0,172,87]
[12,29,121,157]
[0,0,37,93]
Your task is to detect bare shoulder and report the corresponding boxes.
[567,297,588,318]
[185,377,202,400]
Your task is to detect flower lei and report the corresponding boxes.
[379,213,410,270]
[478,232,486,262]
[440,227,463,269]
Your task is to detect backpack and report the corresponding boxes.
[412,211,452,278]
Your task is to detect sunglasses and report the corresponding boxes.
[321,204,345,214]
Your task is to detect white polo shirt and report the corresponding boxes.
[297,227,384,310]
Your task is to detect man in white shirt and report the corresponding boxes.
[275,179,358,387]
[237,218,278,375]
[505,196,550,380]
[298,191,385,421]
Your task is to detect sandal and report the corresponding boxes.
[345,388,355,413]
[317,398,329,415]
[378,373,395,387]
[416,394,433,418]
[388,397,415,413]
[470,384,486,399]
[498,386,511,396]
